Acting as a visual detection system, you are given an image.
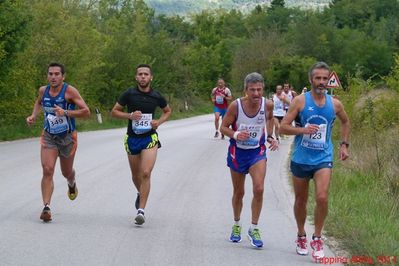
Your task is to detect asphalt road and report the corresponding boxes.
[0,114,341,266]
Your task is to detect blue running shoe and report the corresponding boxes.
[230,224,242,242]
[248,228,263,248]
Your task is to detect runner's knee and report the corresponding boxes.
[253,185,264,198]
[233,189,245,200]
[142,169,152,179]
[295,195,308,208]
[315,194,328,206]
[42,165,55,177]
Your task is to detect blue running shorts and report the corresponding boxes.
[227,144,266,174]
[290,161,333,179]
[214,106,227,117]
[124,133,161,155]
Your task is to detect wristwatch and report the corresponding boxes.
[64,110,69,116]
[339,141,349,148]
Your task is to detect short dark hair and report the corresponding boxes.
[48,62,65,75]
[136,64,152,74]
[309,61,330,79]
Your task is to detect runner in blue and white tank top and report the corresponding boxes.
[291,91,335,165]
[280,62,350,260]
[220,72,278,248]
[26,62,90,222]
[42,82,76,135]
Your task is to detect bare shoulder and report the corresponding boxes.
[332,96,344,112]
[228,98,238,109]
[291,93,305,108]
[265,98,274,108]
[38,85,46,93]
[65,84,81,97]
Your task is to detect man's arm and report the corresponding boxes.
[151,105,172,130]
[220,100,251,141]
[56,85,90,118]
[26,86,45,126]
[334,98,350,160]
[111,102,134,120]
[211,88,216,104]
[280,95,319,136]
[225,88,233,101]
[265,99,278,150]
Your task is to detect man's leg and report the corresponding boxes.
[128,154,142,192]
[310,168,331,260]
[40,146,58,221]
[273,117,280,140]
[214,112,221,137]
[40,146,58,205]
[248,159,266,225]
[136,146,158,210]
[127,147,158,209]
[313,168,331,237]
[293,176,310,236]
[247,159,266,248]
[220,110,226,139]
[229,168,245,242]
[60,153,78,200]
[230,169,246,221]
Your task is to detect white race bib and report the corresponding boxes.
[301,123,327,150]
[236,124,263,149]
[215,95,224,104]
[132,113,153,134]
[47,114,69,134]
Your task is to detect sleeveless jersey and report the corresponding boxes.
[292,92,336,165]
[212,87,231,109]
[42,83,75,135]
[230,97,266,150]
[273,94,285,117]
[283,90,293,110]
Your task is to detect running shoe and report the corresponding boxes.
[67,182,78,200]
[135,193,140,210]
[310,237,325,260]
[40,206,52,222]
[247,228,263,248]
[214,131,219,138]
[296,235,309,255]
[229,224,242,242]
[221,134,225,140]
[135,210,145,225]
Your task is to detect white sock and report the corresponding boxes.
[250,224,258,231]
[138,208,145,214]
[234,220,241,226]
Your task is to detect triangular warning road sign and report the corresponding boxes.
[327,71,341,88]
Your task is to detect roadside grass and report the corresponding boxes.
[305,126,399,263]
[0,100,211,141]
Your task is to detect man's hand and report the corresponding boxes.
[54,104,66,117]
[26,115,36,126]
[268,139,279,151]
[303,124,319,135]
[129,111,142,121]
[339,145,349,161]
[151,120,160,130]
[235,131,250,141]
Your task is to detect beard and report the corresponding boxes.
[138,80,150,89]
[314,86,326,95]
